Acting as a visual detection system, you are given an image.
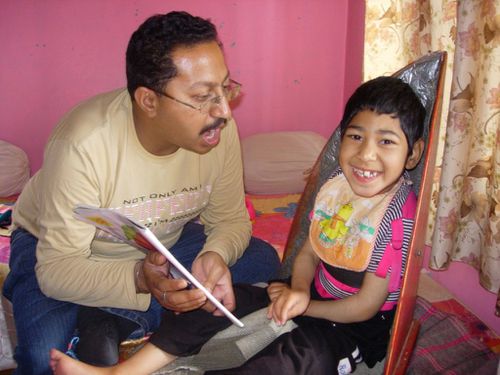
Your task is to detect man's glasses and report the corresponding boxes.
[154,79,242,114]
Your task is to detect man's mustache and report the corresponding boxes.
[199,118,227,136]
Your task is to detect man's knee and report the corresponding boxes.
[249,237,281,271]
[230,237,281,283]
[14,334,70,375]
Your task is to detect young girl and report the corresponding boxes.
[50,76,426,375]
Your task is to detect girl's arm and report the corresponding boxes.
[291,239,320,291]
[305,271,390,323]
[267,240,319,324]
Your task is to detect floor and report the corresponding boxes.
[1,271,496,374]
[417,269,454,302]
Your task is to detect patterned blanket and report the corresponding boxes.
[0,197,16,266]
[246,193,301,259]
[0,196,16,370]
[409,297,499,374]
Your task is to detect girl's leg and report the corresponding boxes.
[50,342,176,375]
[149,284,269,356]
[206,317,359,375]
[51,285,269,375]
[3,229,79,375]
[75,306,137,366]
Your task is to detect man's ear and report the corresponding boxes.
[134,87,159,118]
[406,138,425,170]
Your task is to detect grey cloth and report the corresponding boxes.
[154,308,385,375]
[154,307,297,375]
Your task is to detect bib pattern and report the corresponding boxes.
[310,174,403,272]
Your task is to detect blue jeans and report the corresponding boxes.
[3,223,280,375]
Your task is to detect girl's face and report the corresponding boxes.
[339,110,423,198]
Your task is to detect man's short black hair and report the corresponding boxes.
[340,76,426,150]
[126,11,219,98]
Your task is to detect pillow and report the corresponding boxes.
[242,131,327,194]
[0,140,30,197]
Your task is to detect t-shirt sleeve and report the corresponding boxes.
[33,137,150,310]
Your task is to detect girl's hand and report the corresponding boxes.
[267,282,288,302]
[267,286,310,325]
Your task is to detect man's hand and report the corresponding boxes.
[141,251,207,312]
[191,251,235,316]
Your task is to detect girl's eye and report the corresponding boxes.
[347,134,362,141]
[381,139,395,145]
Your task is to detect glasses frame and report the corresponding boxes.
[153,79,242,113]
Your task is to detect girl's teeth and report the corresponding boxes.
[355,168,377,178]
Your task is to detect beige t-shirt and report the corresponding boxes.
[13,89,251,310]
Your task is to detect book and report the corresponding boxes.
[73,204,244,327]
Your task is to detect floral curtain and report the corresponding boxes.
[363,0,499,313]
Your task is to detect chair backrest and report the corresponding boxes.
[279,51,447,374]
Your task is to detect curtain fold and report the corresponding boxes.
[363,0,499,313]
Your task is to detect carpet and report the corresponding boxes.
[408,297,499,374]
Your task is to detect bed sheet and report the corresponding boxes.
[246,193,301,260]
[0,196,16,370]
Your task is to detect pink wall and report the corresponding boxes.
[424,247,500,334]
[0,0,364,173]
[344,0,366,100]
[0,0,497,339]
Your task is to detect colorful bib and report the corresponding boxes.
[309,173,403,272]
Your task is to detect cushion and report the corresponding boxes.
[242,131,327,194]
[0,140,30,197]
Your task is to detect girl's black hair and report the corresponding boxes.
[340,76,426,149]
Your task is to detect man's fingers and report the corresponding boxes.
[147,250,168,266]
[201,300,217,314]
[201,267,224,293]
[155,277,188,293]
[159,288,206,311]
[219,288,236,311]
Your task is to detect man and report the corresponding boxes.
[3,11,280,374]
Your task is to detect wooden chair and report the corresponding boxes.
[280,51,447,374]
